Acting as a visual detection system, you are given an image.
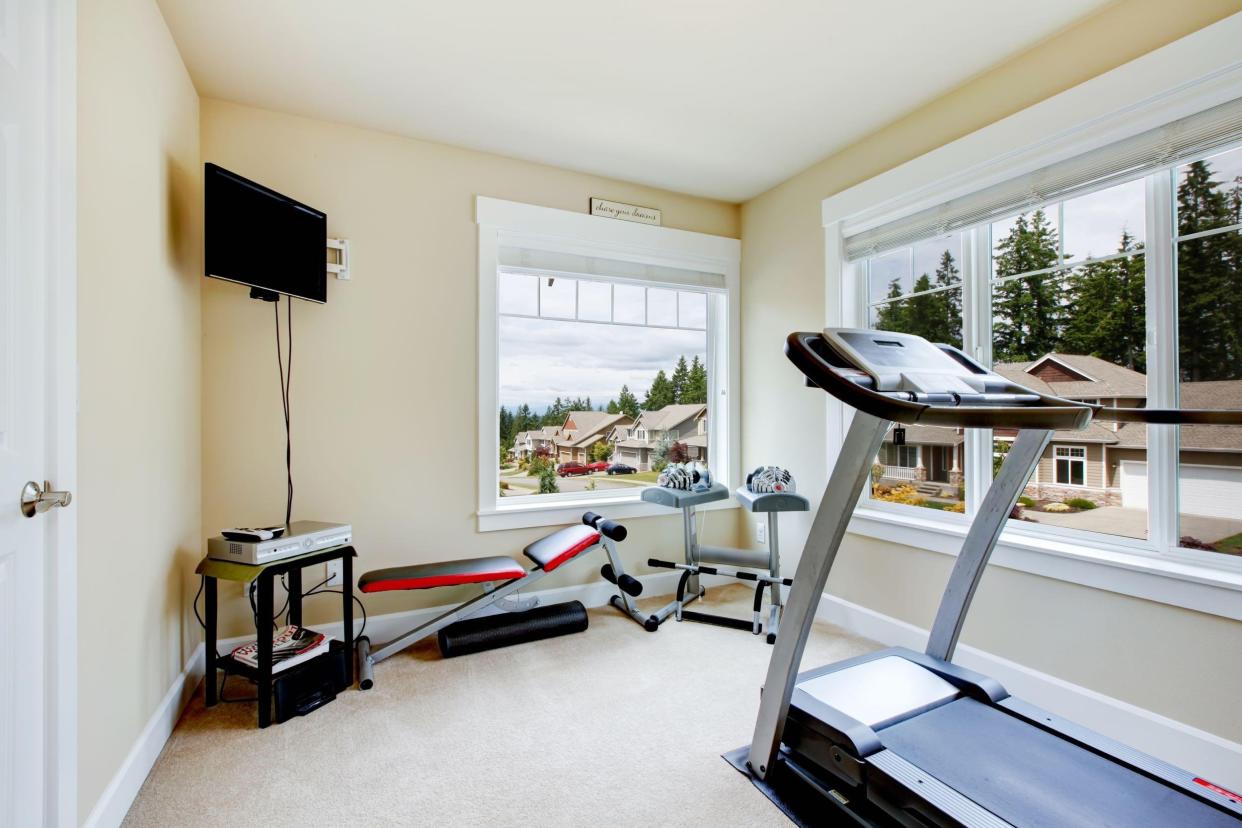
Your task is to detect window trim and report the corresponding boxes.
[820,17,1242,617]
[477,196,740,531]
[1053,444,1087,488]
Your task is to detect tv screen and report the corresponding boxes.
[204,163,327,303]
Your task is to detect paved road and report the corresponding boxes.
[500,470,645,495]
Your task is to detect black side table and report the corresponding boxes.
[196,545,356,728]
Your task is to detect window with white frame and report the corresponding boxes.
[477,197,739,529]
[840,95,1242,568]
[1054,446,1086,487]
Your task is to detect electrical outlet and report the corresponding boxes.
[757,521,767,545]
[325,559,343,587]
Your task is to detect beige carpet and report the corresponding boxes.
[124,584,878,827]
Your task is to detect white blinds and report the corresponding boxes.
[497,244,727,290]
[843,95,1242,261]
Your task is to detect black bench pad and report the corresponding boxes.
[359,556,526,593]
[523,525,600,572]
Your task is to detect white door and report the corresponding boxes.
[0,2,71,825]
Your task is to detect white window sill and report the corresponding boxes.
[849,506,1242,622]
[479,491,738,532]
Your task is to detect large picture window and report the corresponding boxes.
[476,197,739,530]
[848,137,1242,566]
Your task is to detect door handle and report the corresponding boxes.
[20,480,72,518]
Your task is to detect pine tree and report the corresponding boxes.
[616,385,641,418]
[1176,161,1241,381]
[643,370,676,410]
[992,209,1063,362]
[670,356,691,403]
[683,356,708,404]
[872,278,907,332]
[1061,231,1146,372]
[606,399,620,414]
[498,406,514,450]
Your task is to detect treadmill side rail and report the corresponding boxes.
[747,411,891,780]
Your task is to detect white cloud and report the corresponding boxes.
[499,316,705,411]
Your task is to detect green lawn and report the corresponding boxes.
[1212,532,1242,555]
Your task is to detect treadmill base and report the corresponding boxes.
[724,746,878,827]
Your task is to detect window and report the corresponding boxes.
[846,135,1242,565]
[1054,446,1086,486]
[1174,146,1242,556]
[477,197,739,530]
[864,235,967,513]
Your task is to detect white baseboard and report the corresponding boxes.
[82,643,205,828]
[85,569,703,826]
[817,593,1242,791]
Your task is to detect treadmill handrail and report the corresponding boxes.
[785,332,1094,431]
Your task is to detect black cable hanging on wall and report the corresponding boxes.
[274,295,293,527]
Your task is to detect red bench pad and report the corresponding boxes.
[523,524,601,572]
[359,556,526,593]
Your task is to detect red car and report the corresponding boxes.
[556,462,590,477]
[587,461,610,473]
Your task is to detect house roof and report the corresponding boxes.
[683,434,709,448]
[1112,381,1242,451]
[556,411,633,447]
[993,354,1147,399]
[613,439,652,450]
[634,404,707,432]
[885,425,963,447]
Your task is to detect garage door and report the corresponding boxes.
[1121,460,1242,519]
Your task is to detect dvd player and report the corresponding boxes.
[207,521,352,565]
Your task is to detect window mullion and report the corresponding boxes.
[1145,171,1178,553]
[965,226,993,519]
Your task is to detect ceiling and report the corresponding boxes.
[157,0,1112,202]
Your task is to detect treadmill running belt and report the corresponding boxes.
[879,698,1236,828]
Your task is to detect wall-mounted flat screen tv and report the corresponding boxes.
[204,163,327,303]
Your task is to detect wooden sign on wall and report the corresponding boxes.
[589,197,661,226]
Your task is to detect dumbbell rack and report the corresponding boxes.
[642,482,808,643]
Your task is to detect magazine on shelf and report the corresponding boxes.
[232,625,331,673]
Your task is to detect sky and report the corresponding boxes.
[499,316,706,411]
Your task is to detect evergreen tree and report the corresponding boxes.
[872,252,961,349]
[683,356,708,404]
[670,356,691,403]
[992,209,1063,362]
[606,399,620,414]
[872,278,907,332]
[643,370,676,410]
[616,385,641,418]
[1061,231,1146,372]
[1176,161,1241,381]
[498,406,514,450]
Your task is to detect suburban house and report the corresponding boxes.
[553,411,633,464]
[511,426,561,462]
[608,403,707,470]
[874,353,1242,517]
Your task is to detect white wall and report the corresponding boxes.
[77,0,202,820]
[738,0,1242,741]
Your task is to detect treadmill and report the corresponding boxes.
[738,328,1242,827]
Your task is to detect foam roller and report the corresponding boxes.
[437,601,589,658]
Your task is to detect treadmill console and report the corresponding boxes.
[822,329,989,395]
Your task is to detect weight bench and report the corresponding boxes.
[355,511,641,688]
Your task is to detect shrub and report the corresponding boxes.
[871,463,884,484]
[1018,496,1036,507]
[1179,535,1215,551]
[1043,502,1071,513]
[1065,498,1096,510]
[537,462,559,494]
[872,484,925,506]
[946,501,966,513]
[499,480,509,490]
[653,458,669,473]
